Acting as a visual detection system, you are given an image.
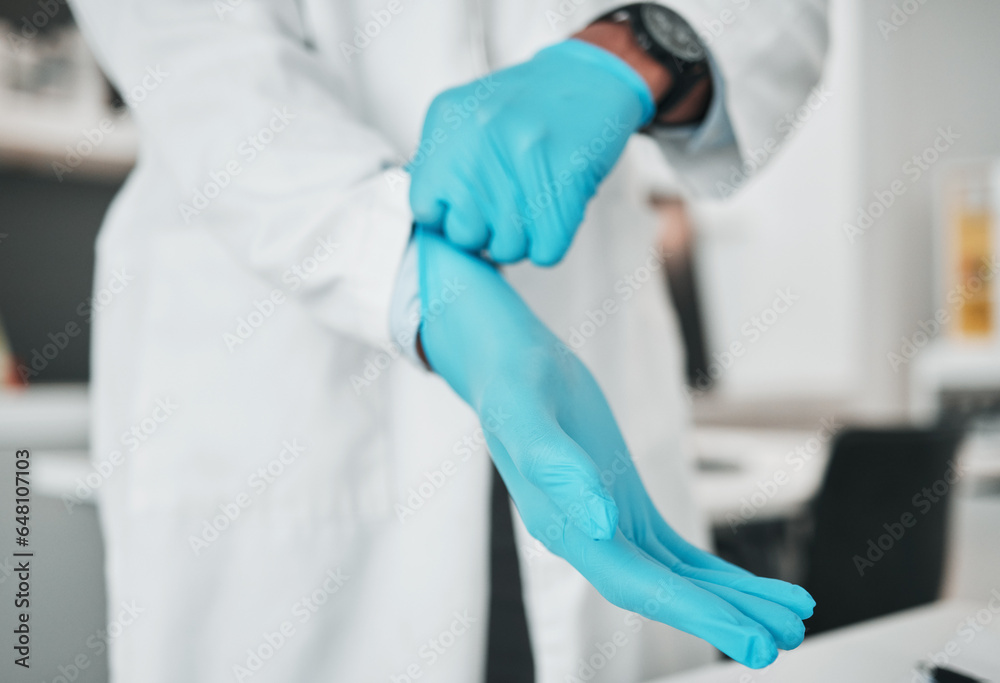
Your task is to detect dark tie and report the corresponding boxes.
[485,465,535,683]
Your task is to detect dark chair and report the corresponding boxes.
[802,427,964,635]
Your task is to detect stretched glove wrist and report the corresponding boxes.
[416,227,621,539]
[541,38,656,127]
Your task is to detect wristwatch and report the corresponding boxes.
[597,3,710,122]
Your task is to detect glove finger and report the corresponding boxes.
[440,187,491,252]
[520,146,577,267]
[485,438,780,668]
[687,578,806,650]
[630,542,805,649]
[674,565,815,620]
[483,430,569,554]
[486,221,529,264]
[476,147,530,264]
[637,518,814,619]
[409,170,447,228]
[583,536,779,669]
[637,524,814,619]
[491,404,617,540]
[650,512,757,577]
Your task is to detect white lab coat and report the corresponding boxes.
[67,0,827,681]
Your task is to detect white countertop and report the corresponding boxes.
[652,599,1000,683]
[690,425,1000,526]
[0,383,89,449]
[0,27,136,178]
[691,427,832,525]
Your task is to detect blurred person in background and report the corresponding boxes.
[65,0,828,681]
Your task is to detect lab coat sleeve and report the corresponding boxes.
[388,238,423,364]
[648,0,830,198]
[67,0,413,348]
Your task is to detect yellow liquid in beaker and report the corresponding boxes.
[956,209,993,336]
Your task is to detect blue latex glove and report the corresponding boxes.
[409,39,655,266]
[417,229,815,668]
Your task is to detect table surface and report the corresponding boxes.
[652,599,1000,683]
[691,427,831,525]
[0,55,137,178]
[0,384,89,449]
[691,427,1000,525]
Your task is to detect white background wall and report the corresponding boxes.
[690,0,1000,425]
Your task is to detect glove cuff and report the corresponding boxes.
[537,39,656,127]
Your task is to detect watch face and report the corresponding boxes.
[640,4,707,62]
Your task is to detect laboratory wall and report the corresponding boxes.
[691,0,1000,425]
[858,0,1000,418]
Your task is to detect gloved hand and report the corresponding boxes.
[409,39,655,266]
[416,229,814,668]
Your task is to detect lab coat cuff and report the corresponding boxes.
[388,234,423,366]
[638,0,745,199]
[310,168,416,349]
[641,0,829,199]
[649,54,735,154]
